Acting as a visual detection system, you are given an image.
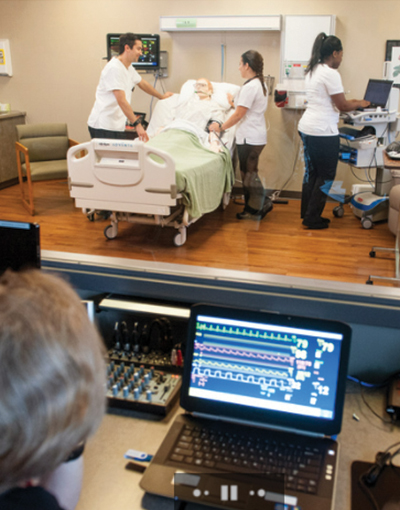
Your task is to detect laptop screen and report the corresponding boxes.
[181,304,351,436]
[364,79,393,107]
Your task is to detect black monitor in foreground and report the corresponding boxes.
[106,33,160,71]
[0,220,40,275]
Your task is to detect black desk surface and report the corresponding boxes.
[76,382,400,510]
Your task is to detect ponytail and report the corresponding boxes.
[306,33,343,75]
[241,50,267,96]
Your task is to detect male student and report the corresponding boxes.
[88,32,173,142]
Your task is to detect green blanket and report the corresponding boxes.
[147,129,234,219]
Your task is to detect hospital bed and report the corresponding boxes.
[67,80,239,246]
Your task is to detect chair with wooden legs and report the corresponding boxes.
[367,153,400,285]
[15,123,79,215]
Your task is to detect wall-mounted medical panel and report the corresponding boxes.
[281,14,336,83]
[276,15,335,109]
[160,15,281,32]
[0,39,12,76]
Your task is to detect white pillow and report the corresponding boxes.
[178,79,240,110]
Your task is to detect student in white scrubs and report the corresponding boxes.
[298,33,369,229]
[88,33,172,142]
[210,50,272,220]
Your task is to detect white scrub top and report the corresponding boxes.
[235,78,268,145]
[298,63,344,136]
[88,57,142,132]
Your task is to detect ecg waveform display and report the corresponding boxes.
[188,315,344,420]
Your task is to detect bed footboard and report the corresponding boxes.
[67,139,178,215]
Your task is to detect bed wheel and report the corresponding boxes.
[104,224,118,240]
[174,228,187,247]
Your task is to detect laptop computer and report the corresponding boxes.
[140,303,351,510]
[361,79,393,109]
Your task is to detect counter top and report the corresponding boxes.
[0,110,26,120]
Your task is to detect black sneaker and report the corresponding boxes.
[302,219,329,230]
[236,211,261,221]
[261,202,273,219]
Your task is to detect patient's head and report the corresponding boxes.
[194,78,213,100]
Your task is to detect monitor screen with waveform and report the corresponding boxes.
[188,313,344,421]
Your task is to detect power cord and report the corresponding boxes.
[348,372,400,424]
[358,441,400,510]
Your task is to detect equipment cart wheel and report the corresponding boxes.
[173,228,187,247]
[333,205,344,218]
[361,217,373,230]
[366,279,373,285]
[369,250,376,258]
[104,223,118,240]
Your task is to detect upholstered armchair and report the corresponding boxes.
[15,123,79,215]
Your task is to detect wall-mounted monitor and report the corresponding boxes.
[106,33,160,71]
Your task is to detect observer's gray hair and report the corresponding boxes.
[0,270,106,493]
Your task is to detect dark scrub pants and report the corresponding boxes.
[299,132,340,224]
[237,143,271,214]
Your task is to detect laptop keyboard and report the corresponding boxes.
[168,422,325,495]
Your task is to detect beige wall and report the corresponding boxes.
[0,0,399,194]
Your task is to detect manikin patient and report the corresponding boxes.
[157,78,232,152]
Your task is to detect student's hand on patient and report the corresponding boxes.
[136,123,149,142]
[208,122,221,133]
[162,92,174,99]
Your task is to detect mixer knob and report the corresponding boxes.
[146,390,152,402]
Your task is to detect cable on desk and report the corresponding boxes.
[358,440,400,510]
[347,375,385,388]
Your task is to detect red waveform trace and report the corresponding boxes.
[194,341,294,365]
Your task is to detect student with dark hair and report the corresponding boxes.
[210,50,273,220]
[88,32,173,142]
[0,270,106,510]
[298,33,369,229]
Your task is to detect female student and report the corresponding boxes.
[210,50,273,220]
[298,33,369,229]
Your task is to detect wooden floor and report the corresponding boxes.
[0,180,398,287]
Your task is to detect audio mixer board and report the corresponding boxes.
[101,313,187,416]
[106,360,181,415]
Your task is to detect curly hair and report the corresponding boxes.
[0,270,106,493]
